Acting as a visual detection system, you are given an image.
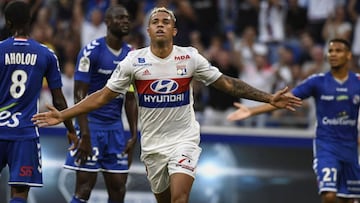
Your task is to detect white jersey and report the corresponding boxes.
[107,45,222,154]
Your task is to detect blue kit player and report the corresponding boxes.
[227,38,360,203]
[0,1,81,203]
[63,5,138,203]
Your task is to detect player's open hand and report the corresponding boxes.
[227,102,252,121]
[32,104,64,127]
[270,87,302,111]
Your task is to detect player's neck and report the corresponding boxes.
[13,31,29,38]
[331,66,349,81]
[150,42,173,58]
[106,35,123,50]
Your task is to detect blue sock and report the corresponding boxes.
[70,196,87,203]
[10,197,26,203]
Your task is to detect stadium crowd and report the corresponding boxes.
[0,0,357,129]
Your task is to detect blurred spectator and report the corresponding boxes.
[285,0,308,40]
[81,0,111,21]
[322,4,352,43]
[258,0,286,64]
[172,0,196,46]
[61,60,75,107]
[73,0,107,47]
[347,0,360,71]
[238,45,275,127]
[52,1,81,65]
[202,35,240,126]
[235,0,260,36]
[30,6,55,50]
[305,0,336,44]
[190,0,220,47]
[271,45,296,92]
[218,0,239,34]
[233,26,268,66]
[297,31,316,65]
[301,45,330,80]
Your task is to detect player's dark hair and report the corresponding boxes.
[4,0,31,28]
[329,38,351,50]
[105,5,126,19]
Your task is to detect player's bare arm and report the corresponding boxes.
[32,87,120,127]
[210,75,302,110]
[51,88,79,150]
[227,102,278,121]
[124,90,138,166]
[73,81,92,164]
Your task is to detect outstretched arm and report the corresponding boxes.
[227,102,277,121]
[210,75,302,111]
[32,87,120,127]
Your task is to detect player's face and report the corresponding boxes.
[327,42,351,69]
[106,7,130,37]
[147,11,177,44]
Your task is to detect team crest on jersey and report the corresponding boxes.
[176,65,187,75]
[138,57,145,63]
[78,56,90,72]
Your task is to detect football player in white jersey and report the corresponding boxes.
[32,7,302,203]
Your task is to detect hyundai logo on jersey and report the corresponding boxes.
[150,79,178,94]
[135,78,192,108]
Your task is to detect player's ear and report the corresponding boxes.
[5,20,12,29]
[347,51,352,61]
[173,27,177,37]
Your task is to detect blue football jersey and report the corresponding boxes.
[0,37,62,140]
[292,72,360,161]
[74,37,132,127]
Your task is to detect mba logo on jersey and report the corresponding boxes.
[136,78,192,108]
[174,55,190,60]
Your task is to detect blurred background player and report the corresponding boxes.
[0,1,81,203]
[227,38,360,203]
[63,5,138,203]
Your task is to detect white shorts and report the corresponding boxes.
[141,143,202,193]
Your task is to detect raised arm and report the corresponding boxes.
[210,75,302,110]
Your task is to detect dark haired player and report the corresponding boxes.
[227,38,360,203]
[0,1,81,203]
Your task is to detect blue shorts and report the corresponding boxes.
[0,138,43,187]
[64,127,129,173]
[314,155,360,198]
